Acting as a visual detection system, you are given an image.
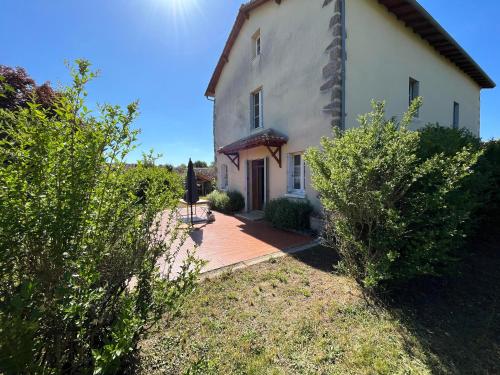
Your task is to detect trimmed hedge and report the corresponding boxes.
[264,198,313,231]
[207,190,245,214]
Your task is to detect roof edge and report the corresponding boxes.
[383,0,495,89]
[205,0,273,97]
[205,0,495,97]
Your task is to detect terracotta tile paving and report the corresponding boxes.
[160,212,313,275]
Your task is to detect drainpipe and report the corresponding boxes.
[206,95,217,181]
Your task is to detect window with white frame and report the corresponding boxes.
[409,77,420,117]
[252,30,261,58]
[287,153,305,195]
[453,102,460,129]
[221,164,228,190]
[251,89,263,129]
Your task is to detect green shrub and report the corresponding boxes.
[418,125,500,230]
[207,190,245,214]
[476,140,500,227]
[418,124,481,159]
[126,163,182,205]
[305,99,482,288]
[0,61,202,374]
[418,124,489,232]
[207,190,229,212]
[264,198,313,231]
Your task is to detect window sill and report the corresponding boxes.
[285,192,306,200]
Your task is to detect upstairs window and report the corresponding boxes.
[453,102,460,129]
[252,30,261,58]
[409,77,420,117]
[251,89,263,129]
[287,153,305,195]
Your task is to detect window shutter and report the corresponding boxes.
[250,93,253,129]
[287,154,293,193]
[260,89,264,128]
[265,157,270,205]
[246,160,251,211]
[221,164,228,189]
[302,155,306,192]
[225,165,228,188]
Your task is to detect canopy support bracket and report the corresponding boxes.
[225,152,240,170]
[266,145,282,168]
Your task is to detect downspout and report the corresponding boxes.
[205,95,217,183]
[205,94,216,160]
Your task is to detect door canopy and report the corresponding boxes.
[218,129,288,170]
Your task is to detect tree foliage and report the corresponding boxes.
[0,65,57,110]
[193,160,208,168]
[306,99,483,288]
[0,60,202,373]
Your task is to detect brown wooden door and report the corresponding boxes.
[251,159,265,211]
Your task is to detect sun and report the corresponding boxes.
[145,0,203,40]
[166,0,200,16]
[157,0,201,32]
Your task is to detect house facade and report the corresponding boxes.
[206,0,495,212]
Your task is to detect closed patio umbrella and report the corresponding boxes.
[185,158,199,225]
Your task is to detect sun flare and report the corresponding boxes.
[155,0,202,33]
[166,0,199,17]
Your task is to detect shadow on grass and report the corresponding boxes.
[291,234,500,374]
[290,245,340,273]
[382,232,500,374]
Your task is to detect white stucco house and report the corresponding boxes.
[205,0,495,213]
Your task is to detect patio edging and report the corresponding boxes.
[200,238,321,280]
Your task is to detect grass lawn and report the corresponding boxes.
[138,236,500,374]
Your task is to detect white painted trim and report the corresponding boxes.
[285,193,306,199]
[250,88,263,130]
[287,152,306,194]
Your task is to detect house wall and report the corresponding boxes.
[214,0,483,212]
[344,0,481,134]
[214,0,333,210]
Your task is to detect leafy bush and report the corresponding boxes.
[126,162,182,206]
[417,124,481,159]
[306,99,482,288]
[206,190,245,214]
[264,198,313,231]
[418,125,500,230]
[476,140,500,227]
[0,61,202,374]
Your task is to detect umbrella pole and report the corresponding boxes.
[190,203,194,225]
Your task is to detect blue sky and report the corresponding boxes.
[1,0,498,165]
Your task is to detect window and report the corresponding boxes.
[287,153,305,195]
[409,77,420,117]
[453,102,460,129]
[252,30,261,58]
[251,89,263,129]
[221,164,228,190]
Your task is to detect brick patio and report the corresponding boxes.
[161,211,314,275]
